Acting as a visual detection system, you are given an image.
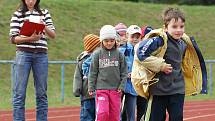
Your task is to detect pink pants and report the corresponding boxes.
[95,90,121,121]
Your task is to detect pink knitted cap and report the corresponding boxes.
[115,23,127,33]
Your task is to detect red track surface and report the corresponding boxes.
[1,100,215,121]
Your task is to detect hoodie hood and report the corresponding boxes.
[76,51,91,61]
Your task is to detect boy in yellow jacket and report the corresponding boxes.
[131,8,207,121]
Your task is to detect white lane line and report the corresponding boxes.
[184,108,215,112]
[184,113,215,120]
[26,114,79,121]
[0,107,80,115]
[0,109,80,117]
[184,104,215,108]
[185,103,215,105]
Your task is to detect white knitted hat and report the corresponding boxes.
[100,25,117,41]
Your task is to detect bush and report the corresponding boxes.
[137,0,215,5]
[179,0,215,5]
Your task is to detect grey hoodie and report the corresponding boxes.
[88,47,128,92]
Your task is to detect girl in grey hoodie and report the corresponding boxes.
[88,25,128,121]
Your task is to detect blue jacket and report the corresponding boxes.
[82,55,92,79]
[119,43,137,96]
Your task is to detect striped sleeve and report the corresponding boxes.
[43,9,55,31]
[9,11,21,38]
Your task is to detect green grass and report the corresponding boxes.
[0,64,80,109]
[0,0,215,110]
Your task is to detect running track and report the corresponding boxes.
[1,100,215,121]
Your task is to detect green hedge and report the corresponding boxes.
[104,0,215,5]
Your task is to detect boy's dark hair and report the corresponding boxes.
[19,0,42,16]
[162,8,185,28]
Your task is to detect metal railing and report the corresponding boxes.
[0,60,77,102]
[207,60,215,96]
[0,60,214,102]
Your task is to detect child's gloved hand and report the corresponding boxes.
[161,63,173,74]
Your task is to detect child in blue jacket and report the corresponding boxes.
[119,25,142,121]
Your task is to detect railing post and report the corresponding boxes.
[209,63,213,96]
[11,64,13,82]
[11,64,14,98]
[61,64,65,102]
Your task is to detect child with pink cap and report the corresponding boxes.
[115,23,127,46]
[119,25,142,121]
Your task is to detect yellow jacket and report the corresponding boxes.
[131,28,207,99]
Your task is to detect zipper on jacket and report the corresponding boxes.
[108,51,110,56]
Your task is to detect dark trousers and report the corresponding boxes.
[121,101,127,121]
[145,94,185,121]
[121,95,147,121]
[136,96,147,121]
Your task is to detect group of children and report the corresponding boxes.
[73,7,207,121]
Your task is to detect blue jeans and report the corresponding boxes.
[121,93,137,121]
[80,98,95,121]
[13,51,48,121]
